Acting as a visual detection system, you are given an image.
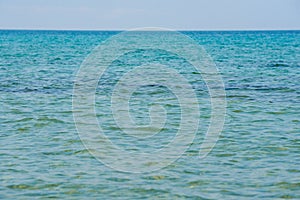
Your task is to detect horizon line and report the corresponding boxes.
[1,28,300,32]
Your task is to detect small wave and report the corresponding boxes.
[36,117,65,124]
[266,61,290,68]
[226,85,295,92]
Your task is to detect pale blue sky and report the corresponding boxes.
[0,0,299,30]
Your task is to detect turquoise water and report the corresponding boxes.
[1,30,300,199]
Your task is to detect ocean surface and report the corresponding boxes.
[0,30,300,199]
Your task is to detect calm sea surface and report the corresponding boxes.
[0,30,300,199]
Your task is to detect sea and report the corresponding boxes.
[0,30,299,199]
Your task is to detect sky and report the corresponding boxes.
[0,0,299,30]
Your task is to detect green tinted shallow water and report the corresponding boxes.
[0,30,300,199]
